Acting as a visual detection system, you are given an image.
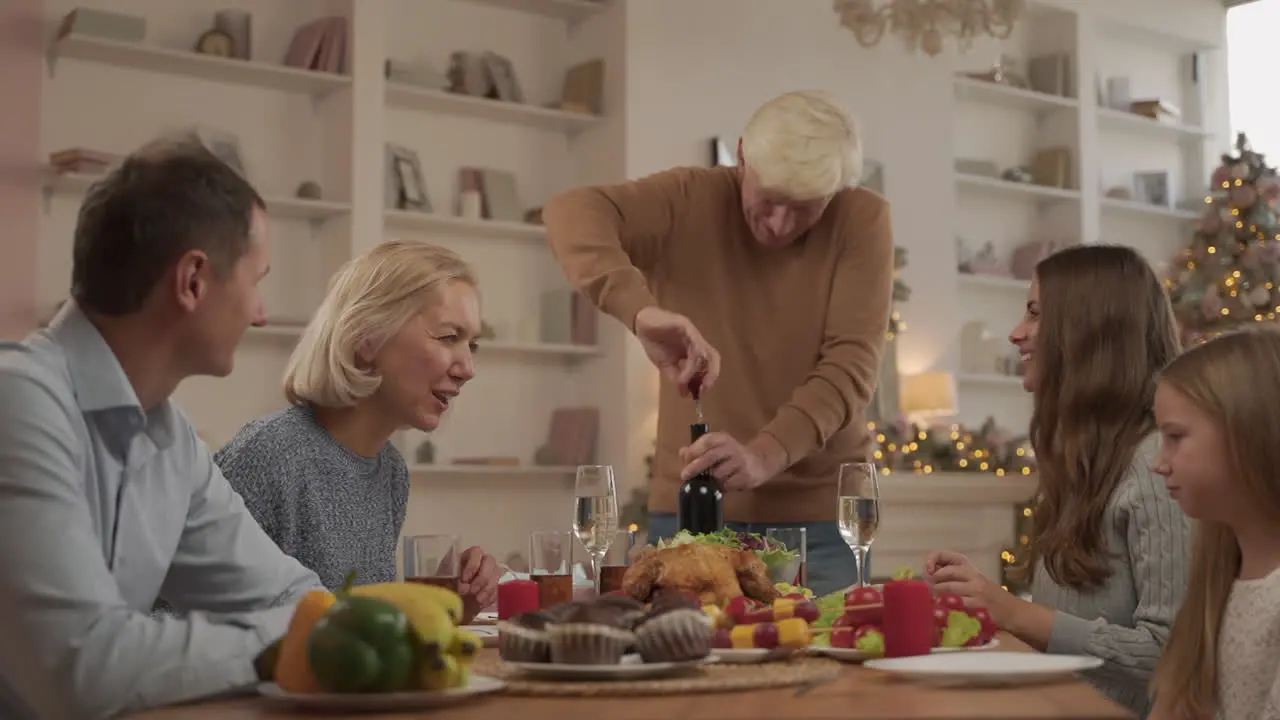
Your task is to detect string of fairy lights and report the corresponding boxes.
[866,420,1036,477]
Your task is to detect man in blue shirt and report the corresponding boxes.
[0,136,322,719]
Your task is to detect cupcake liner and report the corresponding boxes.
[548,623,635,665]
[497,621,551,663]
[635,609,714,663]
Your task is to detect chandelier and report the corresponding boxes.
[833,0,1024,57]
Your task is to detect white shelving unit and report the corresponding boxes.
[949,0,1226,434]
[39,0,612,479]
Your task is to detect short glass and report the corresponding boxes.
[528,530,575,608]
[597,529,637,594]
[766,527,808,588]
[403,534,460,592]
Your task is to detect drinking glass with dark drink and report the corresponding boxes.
[766,527,807,588]
[597,529,636,595]
[403,534,460,591]
[529,530,575,609]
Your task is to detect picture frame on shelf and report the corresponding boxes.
[1134,171,1170,207]
[862,159,885,194]
[386,143,430,212]
[709,137,736,167]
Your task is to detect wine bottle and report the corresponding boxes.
[678,422,724,534]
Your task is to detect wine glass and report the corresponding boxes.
[837,462,881,588]
[573,465,619,596]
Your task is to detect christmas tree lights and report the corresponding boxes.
[1166,132,1280,344]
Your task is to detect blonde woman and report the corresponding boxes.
[214,240,501,620]
[925,245,1190,718]
[1150,330,1280,720]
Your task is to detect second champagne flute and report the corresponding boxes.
[836,462,881,588]
[573,464,619,596]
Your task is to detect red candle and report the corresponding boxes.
[497,579,540,620]
[882,579,934,658]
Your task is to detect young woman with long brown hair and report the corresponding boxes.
[1149,330,1280,720]
[926,244,1191,717]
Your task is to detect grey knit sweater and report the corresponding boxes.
[1031,433,1191,719]
[212,404,409,591]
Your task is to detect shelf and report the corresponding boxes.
[958,274,1032,293]
[387,84,599,133]
[956,373,1026,389]
[247,326,599,359]
[246,325,307,338]
[385,210,546,241]
[454,0,608,22]
[1096,109,1211,144]
[955,173,1080,202]
[409,463,576,477]
[49,34,351,97]
[482,341,600,357]
[1101,197,1200,222]
[41,168,352,222]
[953,76,1077,114]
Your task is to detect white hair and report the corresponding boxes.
[740,90,863,201]
[283,240,477,408]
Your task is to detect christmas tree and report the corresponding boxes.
[1166,132,1280,344]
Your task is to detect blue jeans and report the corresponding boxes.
[646,513,868,597]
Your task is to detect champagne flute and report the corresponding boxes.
[837,462,881,588]
[573,465,619,596]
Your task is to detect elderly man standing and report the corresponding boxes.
[543,90,895,595]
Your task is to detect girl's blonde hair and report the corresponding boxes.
[740,90,862,201]
[282,240,477,408]
[1027,245,1180,588]
[1150,328,1280,718]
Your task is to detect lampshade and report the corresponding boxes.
[900,371,958,419]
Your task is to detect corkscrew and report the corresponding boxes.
[689,376,704,423]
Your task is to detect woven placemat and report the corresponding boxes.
[474,655,843,697]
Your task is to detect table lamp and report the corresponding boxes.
[899,371,958,426]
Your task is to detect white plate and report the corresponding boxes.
[507,653,717,680]
[711,646,799,664]
[256,675,505,711]
[461,624,499,647]
[863,651,1103,687]
[811,637,1000,663]
[474,611,498,622]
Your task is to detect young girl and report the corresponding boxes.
[927,244,1191,718]
[1150,329,1280,720]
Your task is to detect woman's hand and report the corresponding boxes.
[925,549,1017,627]
[457,546,501,624]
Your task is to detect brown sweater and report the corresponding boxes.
[543,166,895,523]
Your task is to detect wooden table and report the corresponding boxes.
[133,634,1133,719]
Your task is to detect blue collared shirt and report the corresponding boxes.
[0,303,322,719]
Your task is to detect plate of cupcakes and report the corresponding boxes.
[497,592,718,681]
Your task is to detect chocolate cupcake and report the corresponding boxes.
[547,602,636,665]
[595,594,647,630]
[497,611,553,663]
[634,607,713,663]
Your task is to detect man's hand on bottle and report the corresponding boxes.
[679,432,785,492]
[634,306,721,396]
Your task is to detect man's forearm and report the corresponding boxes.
[747,433,790,479]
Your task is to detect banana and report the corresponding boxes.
[448,628,482,664]
[353,582,465,625]
[418,653,463,691]
[351,584,457,654]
